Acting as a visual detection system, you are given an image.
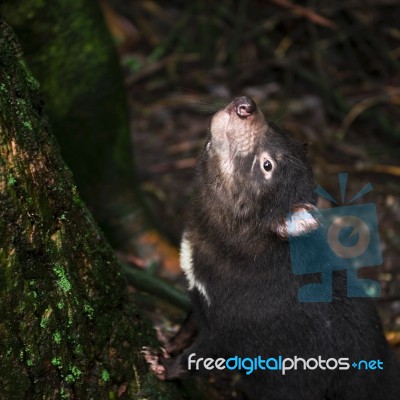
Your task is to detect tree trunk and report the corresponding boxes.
[1,0,155,248]
[0,18,183,400]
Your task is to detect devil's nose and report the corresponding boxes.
[234,96,256,118]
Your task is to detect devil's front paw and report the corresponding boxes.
[142,346,170,380]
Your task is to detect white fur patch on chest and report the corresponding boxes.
[180,234,211,305]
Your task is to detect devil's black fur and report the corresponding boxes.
[146,97,400,400]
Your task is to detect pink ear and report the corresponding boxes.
[276,204,320,240]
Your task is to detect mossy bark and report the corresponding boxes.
[2,0,142,246]
[0,19,183,400]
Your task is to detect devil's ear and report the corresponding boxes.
[275,204,320,240]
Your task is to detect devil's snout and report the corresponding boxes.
[234,96,256,118]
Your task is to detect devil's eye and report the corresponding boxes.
[263,160,273,171]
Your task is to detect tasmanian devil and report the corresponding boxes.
[144,96,400,399]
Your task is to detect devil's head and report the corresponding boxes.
[193,97,319,245]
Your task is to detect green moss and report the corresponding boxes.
[70,366,81,379]
[65,374,75,383]
[53,264,72,292]
[8,175,16,186]
[84,303,94,320]
[18,59,40,91]
[51,356,62,368]
[72,186,84,207]
[26,359,33,367]
[53,331,62,345]
[57,300,65,309]
[22,120,33,131]
[75,344,83,356]
[60,387,67,400]
[64,365,82,383]
[101,369,110,382]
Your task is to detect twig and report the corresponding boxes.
[337,91,400,139]
[126,54,200,85]
[121,263,190,311]
[326,163,400,177]
[268,0,338,30]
